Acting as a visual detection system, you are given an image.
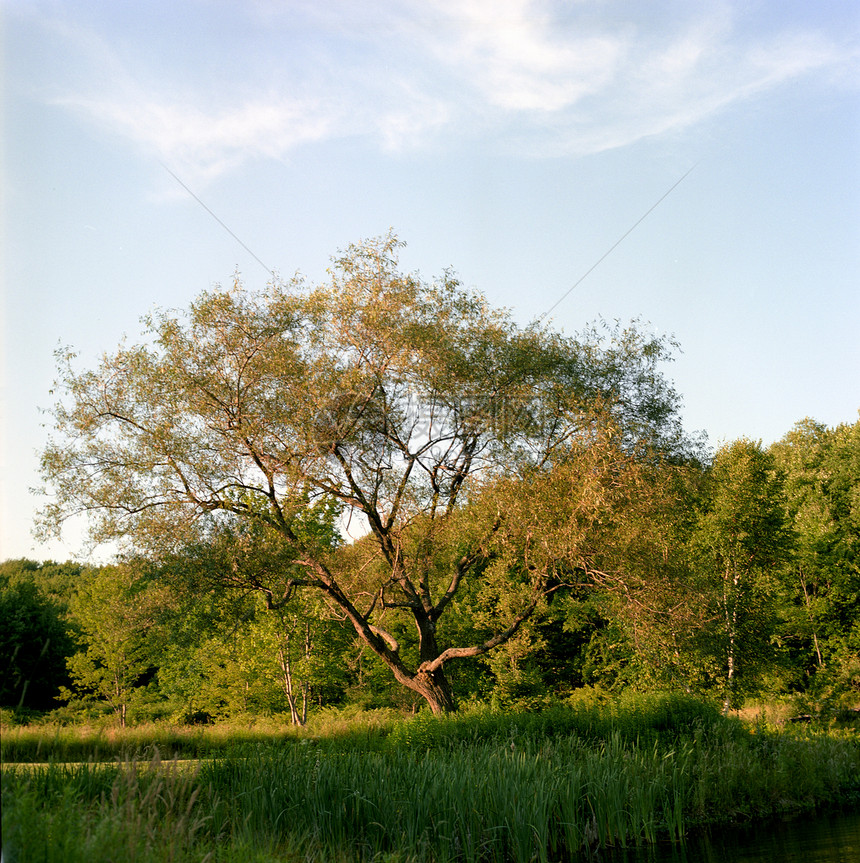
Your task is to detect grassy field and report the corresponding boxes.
[3,693,859,862]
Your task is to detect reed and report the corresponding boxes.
[3,697,858,862]
[0,692,730,764]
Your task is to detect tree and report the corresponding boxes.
[39,235,690,713]
[770,415,860,698]
[248,593,352,724]
[157,577,354,723]
[0,562,77,712]
[689,440,794,708]
[62,563,165,726]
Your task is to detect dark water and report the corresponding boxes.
[597,809,860,863]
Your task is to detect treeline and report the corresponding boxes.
[11,236,860,725]
[3,414,857,725]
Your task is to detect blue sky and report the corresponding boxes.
[2,0,859,561]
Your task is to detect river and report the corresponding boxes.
[598,809,860,863]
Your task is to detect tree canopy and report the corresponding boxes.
[0,561,78,712]
[688,439,794,708]
[770,416,860,697]
[39,235,693,712]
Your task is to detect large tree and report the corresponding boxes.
[39,235,689,712]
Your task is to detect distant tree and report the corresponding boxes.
[0,562,76,711]
[62,563,166,726]
[689,440,794,708]
[0,559,87,608]
[38,235,692,713]
[157,581,353,723]
[240,594,353,723]
[770,415,860,695]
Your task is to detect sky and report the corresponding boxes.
[2,0,859,562]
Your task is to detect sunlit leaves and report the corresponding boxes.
[38,234,690,712]
[688,439,795,703]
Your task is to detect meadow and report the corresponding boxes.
[2,693,859,863]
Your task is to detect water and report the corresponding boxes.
[597,809,860,863]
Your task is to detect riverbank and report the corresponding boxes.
[3,695,858,862]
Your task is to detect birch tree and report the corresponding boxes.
[690,440,794,709]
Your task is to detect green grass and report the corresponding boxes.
[0,706,403,763]
[0,691,729,763]
[3,695,859,863]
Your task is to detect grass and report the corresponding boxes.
[0,706,404,764]
[0,690,733,763]
[3,694,859,862]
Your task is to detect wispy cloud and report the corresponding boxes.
[425,0,623,112]
[41,0,857,183]
[60,92,336,185]
[424,0,854,155]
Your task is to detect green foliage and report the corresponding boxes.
[61,563,167,726]
[151,538,356,723]
[0,563,77,712]
[17,234,860,716]
[158,593,354,723]
[770,415,860,700]
[687,439,795,705]
[10,413,860,721]
[38,234,691,713]
[3,701,858,863]
[0,558,88,608]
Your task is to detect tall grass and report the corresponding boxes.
[0,707,404,764]
[3,695,859,863]
[0,692,728,764]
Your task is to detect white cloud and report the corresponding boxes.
[422,1,854,155]
[423,0,623,112]
[377,87,452,152]
[59,92,335,185]
[41,1,857,180]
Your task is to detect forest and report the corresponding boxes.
[2,414,859,727]
[2,236,857,727]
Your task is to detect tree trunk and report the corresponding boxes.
[369,647,458,714]
[301,621,311,725]
[301,682,309,725]
[412,612,457,713]
[800,569,824,668]
[278,639,303,726]
[114,674,127,728]
[410,667,457,714]
[722,565,738,714]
